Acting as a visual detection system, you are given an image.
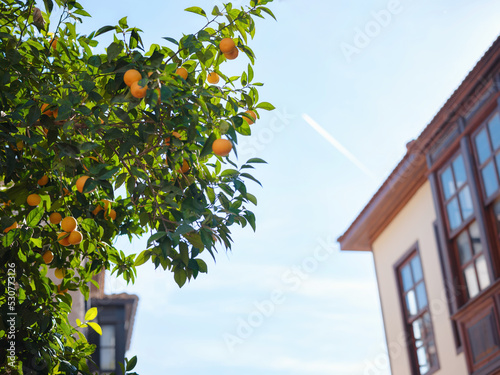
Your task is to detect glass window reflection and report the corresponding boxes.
[489,113,500,150]
[440,167,455,199]
[475,128,491,164]
[458,186,474,220]
[452,155,467,188]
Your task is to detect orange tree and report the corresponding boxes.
[0,0,275,372]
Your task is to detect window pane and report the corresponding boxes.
[489,113,500,150]
[468,221,483,255]
[464,264,480,299]
[100,348,116,371]
[481,161,499,197]
[476,255,491,290]
[447,198,462,230]
[411,256,423,283]
[475,128,492,164]
[101,325,116,346]
[417,346,430,374]
[406,290,418,317]
[427,340,438,367]
[401,264,413,291]
[453,155,467,188]
[423,312,432,339]
[441,167,455,199]
[456,230,472,265]
[413,318,423,340]
[415,282,428,310]
[459,186,474,220]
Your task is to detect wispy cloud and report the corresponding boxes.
[302,113,376,179]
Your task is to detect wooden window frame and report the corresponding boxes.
[471,110,500,205]
[395,244,440,375]
[437,152,476,238]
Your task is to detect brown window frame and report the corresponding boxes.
[470,109,500,280]
[437,152,476,238]
[471,110,500,205]
[436,150,494,305]
[395,244,440,375]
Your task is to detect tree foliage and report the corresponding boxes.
[0,0,275,372]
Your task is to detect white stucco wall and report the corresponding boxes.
[372,181,467,375]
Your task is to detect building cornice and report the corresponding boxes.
[338,35,500,251]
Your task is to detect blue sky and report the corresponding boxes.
[44,0,500,374]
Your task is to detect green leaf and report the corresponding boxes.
[248,64,254,82]
[134,250,151,267]
[246,157,267,164]
[212,5,221,16]
[221,169,239,177]
[147,232,168,247]
[240,173,262,186]
[256,102,275,110]
[260,6,277,20]
[118,16,128,29]
[87,55,101,67]
[126,356,138,371]
[84,307,98,321]
[179,242,189,266]
[200,133,217,158]
[245,211,256,231]
[43,0,53,14]
[94,25,116,37]
[196,259,208,273]
[185,6,207,17]
[26,207,44,227]
[88,322,102,335]
[174,269,187,287]
[183,233,204,250]
[106,41,123,62]
[162,37,178,45]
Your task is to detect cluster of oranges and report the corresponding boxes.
[123,69,148,99]
[53,216,83,247]
[92,198,116,220]
[41,103,58,119]
[41,214,81,295]
[219,38,239,60]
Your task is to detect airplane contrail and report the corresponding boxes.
[302,113,375,179]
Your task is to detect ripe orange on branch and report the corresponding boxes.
[207,72,220,84]
[61,216,77,232]
[164,131,181,146]
[130,81,148,98]
[76,175,94,194]
[124,69,142,87]
[219,38,236,54]
[54,268,65,279]
[177,159,190,174]
[58,232,70,246]
[49,212,62,224]
[176,67,188,80]
[224,48,239,60]
[38,175,49,186]
[4,222,18,233]
[243,110,257,125]
[41,103,58,119]
[212,138,233,157]
[42,251,54,264]
[57,284,68,295]
[68,230,83,245]
[27,193,42,206]
[105,209,117,221]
